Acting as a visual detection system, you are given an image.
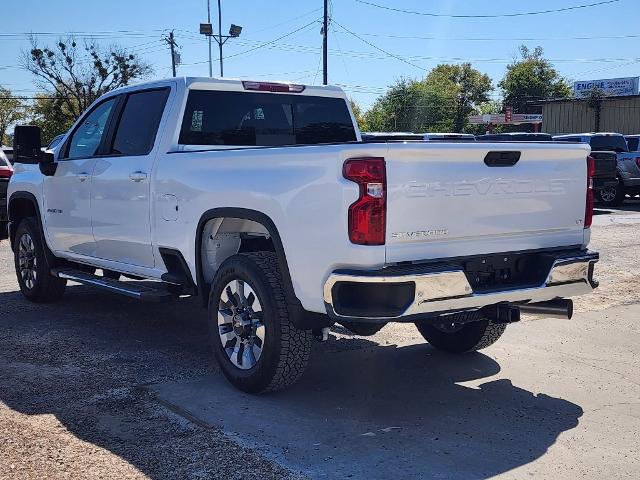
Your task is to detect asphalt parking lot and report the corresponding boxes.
[1,201,639,479]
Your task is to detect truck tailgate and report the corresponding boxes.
[384,142,591,263]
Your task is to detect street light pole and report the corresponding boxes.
[323,0,328,85]
[218,0,223,77]
[207,0,213,77]
[200,1,241,78]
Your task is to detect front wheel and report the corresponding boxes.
[415,317,506,354]
[208,252,312,393]
[13,217,67,302]
[597,181,625,207]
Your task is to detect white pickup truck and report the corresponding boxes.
[6,77,599,393]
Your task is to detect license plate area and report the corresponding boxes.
[462,252,555,293]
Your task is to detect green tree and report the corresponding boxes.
[0,87,27,146]
[477,99,503,115]
[423,63,493,132]
[499,46,571,113]
[349,99,366,131]
[362,78,455,133]
[29,93,76,145]
[23,37,152,121]
[585,87,605,132]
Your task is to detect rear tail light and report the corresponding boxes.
[343,157,386,245]
[585,155,595,229]
[242,81,306,93]
[0,166,13,179]
[635,157,640,169]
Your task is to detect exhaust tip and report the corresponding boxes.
[518,299,574,320]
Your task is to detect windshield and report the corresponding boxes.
[590,135,628,153]
[179,90,357,146]
[47,135,65,150]
[626,137,639,152]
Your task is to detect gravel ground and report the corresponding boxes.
[0,242,301,479]
[0,201,639,479]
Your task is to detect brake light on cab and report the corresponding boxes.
[585,155,595,229]
[242,81,306,93]
[343,157,386,245]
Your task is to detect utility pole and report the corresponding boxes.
[218,0,224,77]
[163,31,179,77]
[207,0,213,77]
[323,0,328,85]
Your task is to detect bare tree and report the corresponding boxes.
[23,37,152,120]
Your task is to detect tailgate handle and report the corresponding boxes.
[484,151,521,167]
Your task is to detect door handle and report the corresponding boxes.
[78,172,90,182]
[129,171,148,182]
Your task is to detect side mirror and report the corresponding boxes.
[13,125,43,164]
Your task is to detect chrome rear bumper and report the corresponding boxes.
[323,250,598,321]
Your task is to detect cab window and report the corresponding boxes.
[65,98,117,159]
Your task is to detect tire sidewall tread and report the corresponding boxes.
[208,251,311,393]
[415,316,507,354]
[13,217,66,303]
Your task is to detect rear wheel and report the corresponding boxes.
[597,181,625,207]
[13,217,66,302]
[208,252,312,393]
[415,316,506,353]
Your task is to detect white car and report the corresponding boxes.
[8,77,599,393]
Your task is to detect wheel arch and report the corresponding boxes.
[8,192,42,251]
[195,208,295,304]
[195,208,333,330]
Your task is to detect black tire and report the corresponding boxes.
[340,321,386,336]
[596,180,625,207]
[102,269,121,280]
[208,251,312,393]
[415,316,506,354]
[13,217,67,302]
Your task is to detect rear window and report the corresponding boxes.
[179,90,357,146]
[626,137,639,152]
[589,135,628,153]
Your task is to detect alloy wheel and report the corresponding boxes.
[18,233,37,290]
[217,279,265,370]
[599,186,617,203]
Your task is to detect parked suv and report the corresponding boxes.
[0,148,13,239]
[553,133,625,206]
[619,135,640,201]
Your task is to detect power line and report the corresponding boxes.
[0,29,164,38]
[357,33,640,42]
[332,20,427,71]
[248,7,322,35]
[223,20,320,61]
[356,0,622,18]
